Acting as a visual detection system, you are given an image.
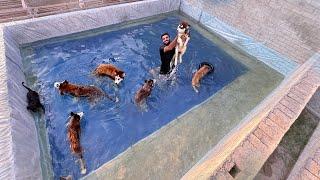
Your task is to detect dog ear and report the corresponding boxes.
[70,112,75,116]
[63,80,68,84]
[120,71,125,77]
[144,80,147,83]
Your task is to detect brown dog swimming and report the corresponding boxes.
[54,80,116,102]
[192,62,214,93]
[67,112,86,175]
[93,64,125,85]
[135,79,155,105]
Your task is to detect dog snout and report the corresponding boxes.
[77,112,84,118]
[114,76,123,84]
[54,82,61,88]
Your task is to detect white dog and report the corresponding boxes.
[174,21,190,67]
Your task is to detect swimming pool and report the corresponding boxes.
[21,15,249,179]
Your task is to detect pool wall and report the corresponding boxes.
[0,0,319,179]
[181,0,320,65]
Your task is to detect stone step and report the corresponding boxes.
[30,2,80,17]
[0,0,23,10]
[0,0,140,23]
[0,7,28,23]
[0,7,27,18]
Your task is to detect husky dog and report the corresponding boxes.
[93,64,125,85]
[173,21,190,66]
[54,80,117,102]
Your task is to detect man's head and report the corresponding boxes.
[161,32,170,45]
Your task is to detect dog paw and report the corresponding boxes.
[81,168,87,175]
[193,86,199,93]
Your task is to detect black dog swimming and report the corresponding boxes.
[22,82,45,113]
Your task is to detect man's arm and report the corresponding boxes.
[163,36,177,53]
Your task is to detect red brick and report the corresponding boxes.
[258,119,283,140]
[299,168,319,180]
[264,117,286,132]
[300,79,316,89]
[253,128,274,148]
[247,133,268,152]
[275,103,295,119]
[223,159,235,172]
[267,111,291,131]
[213,171,234,180]
[287,92,305,104]
[291,86,308,98]
[280,96,302,114]
[232,140,256,168]
[304,71,319,81]
[294,83,313,96]
[306,76,320,85]
[304,72,319,81]
[275,108,295,122]
[314,149,320,163]
[305,159,320,178]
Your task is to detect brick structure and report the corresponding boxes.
[183,55,320,179]
[0,0,141,22]
[184,0,320,64]
[287,101,320,180]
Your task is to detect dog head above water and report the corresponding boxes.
[134,79,156,104]
[144,79,155,89]
[114,71,125,85]
[54,80,69,89]
[70,111,84,119]
[177,21,190,34]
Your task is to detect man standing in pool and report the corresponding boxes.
[150,32,178,77]
[159,32,178,75]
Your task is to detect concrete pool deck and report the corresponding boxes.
[0,0,319,179]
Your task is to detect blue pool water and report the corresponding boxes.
[23,15,247,179]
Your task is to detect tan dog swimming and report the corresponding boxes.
[192,62,214,93]
[93,64,125,85]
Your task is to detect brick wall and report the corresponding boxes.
[184,0,320,64]
[182,54,320,179]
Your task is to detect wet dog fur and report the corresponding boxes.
[174,21,190,66]
[192,63,214,93]
[54,80,116,102]
[135,79,155,105]
[67,112,86,175]
[22,82,45,113]
[93,64,125,85]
